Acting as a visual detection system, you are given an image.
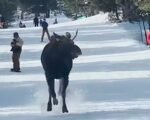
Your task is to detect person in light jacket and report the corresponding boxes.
[10,32,23,72]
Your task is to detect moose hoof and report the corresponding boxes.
[53,98,58,105]
[62,106,68,113]
[47,106,52,111]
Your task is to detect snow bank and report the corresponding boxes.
[49,13,109,28]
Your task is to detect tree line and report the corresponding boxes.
[0,0,150,22]
[63,0,150,21]
[0,0,57,22]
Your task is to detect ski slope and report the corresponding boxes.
[0,13,150,119]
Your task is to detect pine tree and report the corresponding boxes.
[18,0,57,18]
[0,0,17,22]
[138,0,150,12]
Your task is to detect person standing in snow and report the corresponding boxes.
[33,16,39,27]
[39,18,43,26]
[41,18,50,42]
[10,32,23,72]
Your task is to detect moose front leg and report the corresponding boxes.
[47,89,52,111]
[62,77,69,113]
[46,73,58,111]
[47,79,58,111]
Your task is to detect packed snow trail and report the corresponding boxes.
[0,14,150,119]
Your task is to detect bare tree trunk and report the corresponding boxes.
[114,4,119,20]
[46,9,50,18]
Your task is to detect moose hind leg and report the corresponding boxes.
[62,77,69,113]
[58,79,63,95]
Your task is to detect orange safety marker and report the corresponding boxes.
[146,31,150,45]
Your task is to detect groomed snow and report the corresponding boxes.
[0,13,150,120]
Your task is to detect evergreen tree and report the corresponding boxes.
[0,0,17,22]
[138,0,150,12]
[18,0,57,18]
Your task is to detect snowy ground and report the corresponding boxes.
[11,13,72,28]
[0,13,150,119]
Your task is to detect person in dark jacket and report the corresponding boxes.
[19,21,26,28]
[0,15,6,28]
[10,32,23,72]
[33,17,39,27]
[53,18,58,24]
[41,18,50,42]
[39,18,43,26]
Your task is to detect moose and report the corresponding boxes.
[41,30,82,113]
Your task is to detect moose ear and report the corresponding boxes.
[53,32,59,37]
[53,32,56,36]
[53,32,59,38]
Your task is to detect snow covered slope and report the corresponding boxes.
[0,13,150,120]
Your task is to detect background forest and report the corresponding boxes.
[0,0,150,22]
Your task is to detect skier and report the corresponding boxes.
[41,18,50,42]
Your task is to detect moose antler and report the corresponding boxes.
[72,29,78,41]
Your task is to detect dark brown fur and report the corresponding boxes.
[41,33,82,113]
